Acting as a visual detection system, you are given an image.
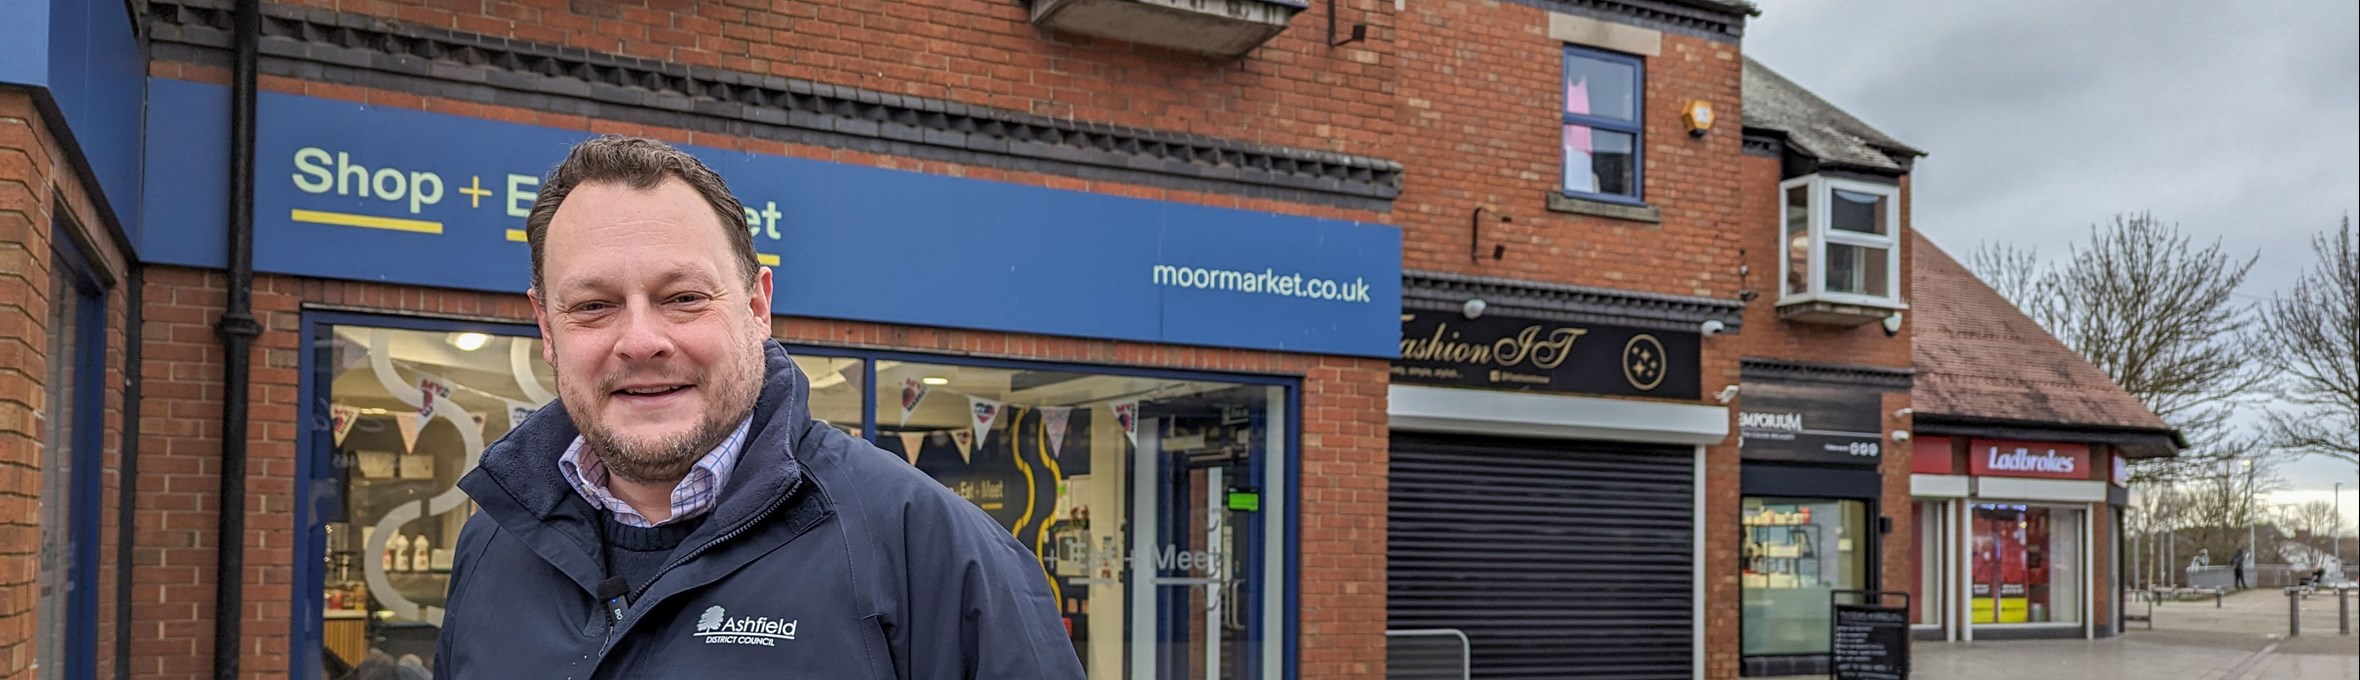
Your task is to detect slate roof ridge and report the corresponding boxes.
[1741,56,1925,170]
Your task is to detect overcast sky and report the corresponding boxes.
[1744,0,2360,526]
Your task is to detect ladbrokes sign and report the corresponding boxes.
[1968,439,2092,480]
[1392,311,1700,400]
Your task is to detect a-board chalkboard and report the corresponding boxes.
[1830,602,1909,680]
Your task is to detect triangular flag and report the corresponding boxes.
[1040,406,1073,457]
[393,413,422,453]
[951,430,973,463]
[1111,401,1139,448]
[417,375,455,418]
[968,396,1003,450]
[900,378,930,426]
[328,334,371,376]
[330,405,360,446]
[897,432,927,465]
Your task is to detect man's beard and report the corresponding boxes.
[558,343,764,486]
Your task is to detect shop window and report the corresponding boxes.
[300,326,1291,679]
[36,238,105,680]
[1563,46,1644,202]
[1741,497,1870,657]
[1775,175,1904,324]
[306,323,556,674]
[1971,504,2083,624]
[874,361,1283,679]
[795,352,867,438]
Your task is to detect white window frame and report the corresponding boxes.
[1776,174,1905,309]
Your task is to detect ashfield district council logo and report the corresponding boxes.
[1622,334,1666,391]
[694,605,799,647]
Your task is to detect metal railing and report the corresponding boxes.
[1386,629,1471,680]
[2185,564,2325,590]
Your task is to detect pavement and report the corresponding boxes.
[1769,587,2359,679]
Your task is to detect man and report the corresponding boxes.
[2232,548,2248,589]
[434,136,1085,679]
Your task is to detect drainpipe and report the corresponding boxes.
[112,265,142,680]
[213,0,263,675]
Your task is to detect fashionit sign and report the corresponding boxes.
[1968,439,2092,480]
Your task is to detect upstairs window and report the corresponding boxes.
[1778,175,1903,309]
[1563,47,1645,202]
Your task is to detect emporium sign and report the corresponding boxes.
[1391,311,1701,400]
[1738,379,1884,466]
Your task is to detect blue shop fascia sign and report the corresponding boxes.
[142,79,1402,358]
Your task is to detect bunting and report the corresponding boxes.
[417,375,455,418]
[969,396,1004,449]
[330,405,360,446]
[1039,406,1074,457]
[900,378,931,426]
[1111,401,1139,448]
[897,432,928,465]
[393,412,423,453]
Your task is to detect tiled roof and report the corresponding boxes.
[1741,57,1924,171]
[1910,233,2175,433]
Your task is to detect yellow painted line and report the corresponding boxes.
[291,209,444,234]
[757,253,780,266]
[506,229,528,242]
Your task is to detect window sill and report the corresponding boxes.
[1546,192,1661,224]
[1775,297,1904,326]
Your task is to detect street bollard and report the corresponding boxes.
[2341,587,2351,636]
[2287,588,2301,637]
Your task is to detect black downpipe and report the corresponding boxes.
[214,0,263,675]
[112,266,142,680]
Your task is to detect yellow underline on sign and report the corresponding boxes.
[757,253,780,266]
[506,229,527,242]
[291,209,444,234]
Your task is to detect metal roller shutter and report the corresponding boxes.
[1388,432,1696,680]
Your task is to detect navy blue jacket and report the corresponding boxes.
[434,341,1085,679]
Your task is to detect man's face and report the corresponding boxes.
[531,178,773,484]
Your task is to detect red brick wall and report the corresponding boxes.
[1394,7,1745,297]
[1,86,136,680]
[249,0,1398,158]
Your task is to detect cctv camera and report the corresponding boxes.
[1700,319,1726,337]
[1714,385,1741,404]
[1892,408,1913,419]
[1891,430,1912,442]
[1462,298,1487,319]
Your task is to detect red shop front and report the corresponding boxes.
[1907,436,2130,641]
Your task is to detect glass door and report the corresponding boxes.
[1134,412,1265,680]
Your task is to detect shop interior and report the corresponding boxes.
[1739,496,1869,657]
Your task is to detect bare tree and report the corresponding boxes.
[2254,217,2360,465]
[1969,213,2267,483]
[2275,500,2341,554]
[1968,242,2049,311]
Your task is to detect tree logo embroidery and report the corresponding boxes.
[691,603,797,646]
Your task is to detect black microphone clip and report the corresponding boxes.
[594,576,631,628]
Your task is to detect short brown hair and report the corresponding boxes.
[524,136,756,294]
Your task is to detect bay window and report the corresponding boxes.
[1777,175,1904,322]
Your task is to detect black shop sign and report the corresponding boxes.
[1392,311,1700,400]
[1738,379,1883,466]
